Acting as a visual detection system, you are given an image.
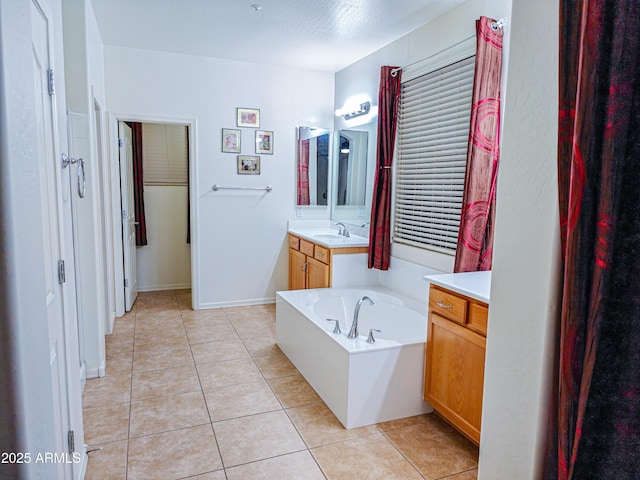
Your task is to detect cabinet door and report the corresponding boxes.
[424,313,486,444]
[307,257,330,289]
[289,248,307,290]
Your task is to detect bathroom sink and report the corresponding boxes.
[313,233,345,240]
[288,227,370,248]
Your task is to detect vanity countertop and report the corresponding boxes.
[424,271,491,304]
[288,228,369,249]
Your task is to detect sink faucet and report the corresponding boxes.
[347,296,374,339]
[334,222,350,237]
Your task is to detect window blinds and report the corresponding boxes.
[142,123,189,185]
[393,55,475,254]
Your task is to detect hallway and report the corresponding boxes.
[82,290,478,479]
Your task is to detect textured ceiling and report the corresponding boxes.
[90,0,466,72]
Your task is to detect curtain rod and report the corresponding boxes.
[390,17,507,77]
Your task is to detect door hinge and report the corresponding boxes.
[67,430,75,453]
[118,138,123,147]
[58,260,66,284]
[121,209,127,220]
[47,69,55,96]
[124,279,129,288]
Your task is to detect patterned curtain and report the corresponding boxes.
[297,139,310,205]
[548,1,640,478]
[128,122,147,246]
[453,17,503,272]
[368,66,402,270]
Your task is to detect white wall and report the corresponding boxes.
[62,0,110,377]
[104,47,334,308]
[479,0,560,477]
[87,0,116,335]
[136,186,191,291]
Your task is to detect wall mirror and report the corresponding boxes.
[335,130,368,206]
[296,126,331,206]
[331,121,376,224]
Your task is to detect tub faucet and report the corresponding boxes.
[347,296,374,339]
[334,222,350,237]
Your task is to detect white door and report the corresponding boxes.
[32,0,83,478]
[119,121,138,311]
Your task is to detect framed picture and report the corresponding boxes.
[255,130,274,154]
[221,128,241,153]
[236,108,260,128]
[237,155,260,174]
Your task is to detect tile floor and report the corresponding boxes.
[83,290,479,480]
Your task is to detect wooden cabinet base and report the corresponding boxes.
[424,285,488,446]
[288,234,367,290]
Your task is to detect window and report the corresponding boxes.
[393,55,475,254]
[142,123,189,185]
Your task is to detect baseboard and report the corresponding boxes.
[196,297,276,310]
[76,451,87,480]
[105,311,115,335]
[86,361,106,379]
[79,362,86,392]
[138,283,191,292]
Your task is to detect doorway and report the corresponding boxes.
[114,117,195,313]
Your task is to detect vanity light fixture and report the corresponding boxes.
[338,101,371,120]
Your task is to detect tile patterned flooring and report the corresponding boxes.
[83,290,479,479]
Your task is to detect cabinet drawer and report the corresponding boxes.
[314,245,330,264]
[299,239,314,256]
[429,286,467,325]
[467,303,488,336]
[288,235,300,250]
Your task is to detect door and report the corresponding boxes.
[307,257,330,289]
[119,121,138,310]
[289,249,307,290]
[32,0,83,477]
[424,313,486,444]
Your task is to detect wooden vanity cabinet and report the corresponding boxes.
[424,284,488,445]
[288,234,366,290]
[288,235,330,289]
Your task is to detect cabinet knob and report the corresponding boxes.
[436,301,454,310]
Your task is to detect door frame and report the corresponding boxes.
[107,112,198,315]
[93,93,116,334]
[32,0,86,477]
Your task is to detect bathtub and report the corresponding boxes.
[276,286,433,429]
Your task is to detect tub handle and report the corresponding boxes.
[436,301,454,310]
[367,328,381,344]
[326,318,341,334]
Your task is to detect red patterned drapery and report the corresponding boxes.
[368,66,402,270]
[297,139,310,205]
[453,16,503,272]
[547,1,640,478]
[128,122,147,246]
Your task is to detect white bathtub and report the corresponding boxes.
[276,286,433,429]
